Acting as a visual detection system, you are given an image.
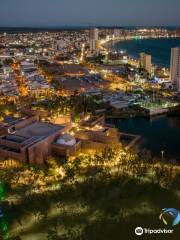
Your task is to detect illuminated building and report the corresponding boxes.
[0,117,71,164]
[170,47,180,90]
[89,28,99,51]
[140,52,152,74]
[106,51,128,65]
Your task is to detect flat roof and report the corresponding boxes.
[15,121,64,138]
[0,116,30,127]
[2,134,27,143]
[3,116,18,124]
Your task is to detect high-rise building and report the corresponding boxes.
[114,29,121,38]
[55,40,66,51]
[89,28,99,51]
[140,52,152,74]
[170,47,180,90]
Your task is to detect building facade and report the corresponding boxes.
[0,118,72,164]
[89,28,99,51]
[170,47,180,90]
[140,52,152,74]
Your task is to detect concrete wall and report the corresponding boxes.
[28,139,50,164]
[0,138,20,151]
[81,140,106,151]
[50,115,71,125]
[0,147,27,163]
[21,108,49,117]
[0,128,7,136]
[75,130,120,145]
[106,128,119,137]
[81,115,105,127]
[27,123,72,164]
[52,141,82,157]
[0,149,22,161]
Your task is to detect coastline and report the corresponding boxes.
[101,36,180,68]
[101,35,180,49]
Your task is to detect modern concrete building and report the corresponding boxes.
[140,52,152,74]
[52,134,82,157]
[0,115,38,135]
[170,47,180,90]
[0,114,141,163]
[0,119,71,164]
[89,28,99,51]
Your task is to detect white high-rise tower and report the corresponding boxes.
[89,28,99,51]
[170,47,180,90]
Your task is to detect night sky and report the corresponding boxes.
[0,0,180,27]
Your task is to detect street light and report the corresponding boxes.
[161,150,165,161]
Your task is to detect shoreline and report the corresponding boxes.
[100,36,180,69]
[102,35,180,48]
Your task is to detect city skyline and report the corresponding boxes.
[0,0,180,27]
[0,6,180,238]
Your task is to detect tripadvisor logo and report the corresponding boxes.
[135,227,174,235]
[135,208,180,236]
[159,208,180,227]
[135,227,143,236]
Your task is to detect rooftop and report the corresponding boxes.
[14,121,64,138]
[0,116,28,127]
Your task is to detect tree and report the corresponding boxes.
[46,229,59,240]
[0,182,6,200]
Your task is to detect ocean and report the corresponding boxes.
[112,38,180,68]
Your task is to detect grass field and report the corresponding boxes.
[1,149,180,240]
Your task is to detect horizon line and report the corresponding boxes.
[0,25,179,29]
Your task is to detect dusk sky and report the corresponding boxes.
[0,0,180,27]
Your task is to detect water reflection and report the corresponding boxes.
[108,116,180,160]
[167,116,180,129]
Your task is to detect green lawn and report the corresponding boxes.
[1,150,180,240]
